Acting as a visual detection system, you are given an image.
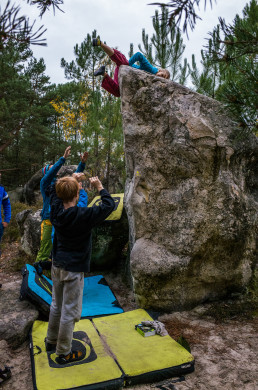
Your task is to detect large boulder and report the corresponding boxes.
[16,209,41,257]
[119,66,258,311]
[8,187,24,203]
[0,277,39,348]
[21,169,43,205]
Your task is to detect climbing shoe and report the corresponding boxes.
[55,350,85,365]
[94,65,106,77]
[45,339,57,352]
[92,37,101,46]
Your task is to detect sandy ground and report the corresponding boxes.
[0,242,257,390]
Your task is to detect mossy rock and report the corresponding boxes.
[91,209,129,270]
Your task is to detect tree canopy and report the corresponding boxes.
[188,0,257,134]
[0,0,256,193]
[0,0,64,49]
[132,6,188,84]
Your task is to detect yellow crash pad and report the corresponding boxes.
[30,320,123,390]
[30,310,194,389]
[88,194,124,221]
[93,309,194,386]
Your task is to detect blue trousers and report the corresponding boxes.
[0,224,4,243]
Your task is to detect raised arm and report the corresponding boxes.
[77,188,88,207]
[87,177,115,226]
[41,146,71,190]
[75,176,115,227]
[76,151,89,173]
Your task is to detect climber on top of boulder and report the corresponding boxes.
[93,37,170,97]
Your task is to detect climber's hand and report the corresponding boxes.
[89,176,104,192]
[72,172,86,182]
[80,151,89,163]
[63,146,71,159]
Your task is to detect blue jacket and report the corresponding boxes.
[77,188,88,207]
[0,185,11,224]
[129,52,158,75]
[40,158,85,221]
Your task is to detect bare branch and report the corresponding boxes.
[0,1,47,47]
[27,0,64,17]
[149,0,215,36]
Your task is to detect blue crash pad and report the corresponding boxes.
[20,264,123,318]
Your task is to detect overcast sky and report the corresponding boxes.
[18,0,249,85]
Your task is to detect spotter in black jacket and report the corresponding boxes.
[46,183,115,273]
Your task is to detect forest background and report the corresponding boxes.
[0,0,257,193]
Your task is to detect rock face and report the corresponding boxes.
[8,187,24,204]
[0,278,39,348]
[16,209,41,257]
[119,66,258,311]
[21,169,43,205]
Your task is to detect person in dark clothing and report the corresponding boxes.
[0,175,11,257]
[45,173,115,365]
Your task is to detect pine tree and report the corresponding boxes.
[188,41,222,98]
[135,7,188,83]
[0,37,58,188]
[206,0,258,133]
[60,31,125,180]
[96,95,124,191]
[0,39,37,152]
[61,30,106,90]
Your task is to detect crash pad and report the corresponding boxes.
[20,264,123,318]
[93,309,195,386]
[30,310,194,389]
[88,194,124,221]
[30,320,124,390]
